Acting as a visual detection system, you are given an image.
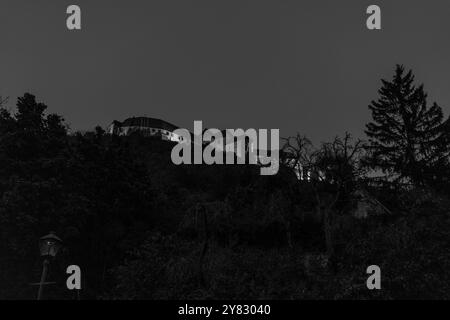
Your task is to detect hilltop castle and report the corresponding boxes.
[107,117,184,142]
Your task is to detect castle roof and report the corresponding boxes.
[118,117,178,132]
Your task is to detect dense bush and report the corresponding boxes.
[1,93,449,299]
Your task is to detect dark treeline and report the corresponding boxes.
[1,65,450,299]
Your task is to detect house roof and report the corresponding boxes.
[118,117,179,132]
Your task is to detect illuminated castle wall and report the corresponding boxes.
[107,117,184,142]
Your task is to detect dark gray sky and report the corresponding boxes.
[1,0,449,143]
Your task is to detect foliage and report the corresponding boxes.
[365,65,450,186]
[1,82,450,299]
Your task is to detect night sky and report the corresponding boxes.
[1,0,449,143]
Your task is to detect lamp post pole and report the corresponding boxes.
[35,232,62,300]
[37,258,50,300]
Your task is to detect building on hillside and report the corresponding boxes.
[351,189,391,219]
[107,117,279,170]
[108,118,259,157]
[107,117,184,142]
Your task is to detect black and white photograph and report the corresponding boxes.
[1,0,450,310]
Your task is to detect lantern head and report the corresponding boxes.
[39,232,62,257]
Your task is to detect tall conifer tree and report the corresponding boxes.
[365,65,450,185]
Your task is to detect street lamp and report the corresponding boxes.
[39,232,63,258]
[37,232,62,300]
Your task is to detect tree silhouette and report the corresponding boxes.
[365,65,450,185]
